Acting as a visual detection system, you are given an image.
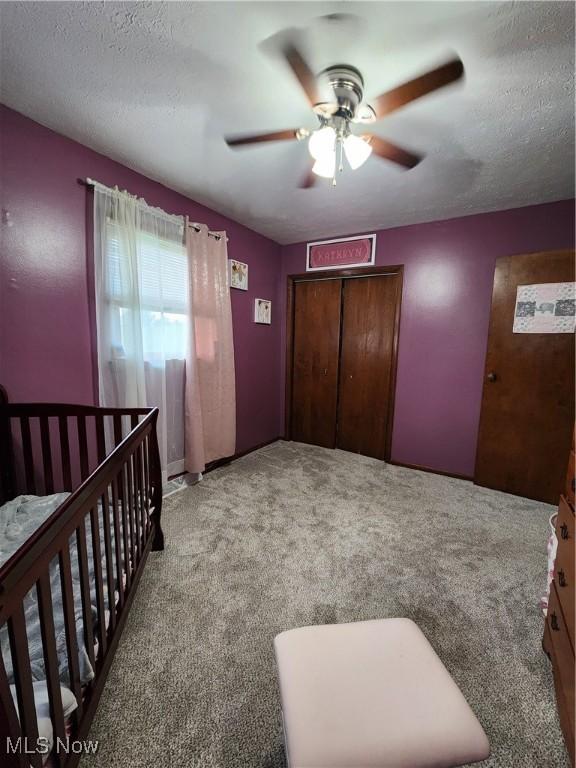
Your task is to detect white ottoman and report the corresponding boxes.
[274,618,490,768]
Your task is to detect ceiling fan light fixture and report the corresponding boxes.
[308,126,336,161]
[343,134,372,169]
[312,152,336,178]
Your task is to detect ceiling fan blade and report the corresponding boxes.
[225,129,299,147]
[299,163,318,189]
[282,42,320,107]
[364,135,422,169]
[371,58,464,119]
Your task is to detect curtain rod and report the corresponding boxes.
[77,178,226,241]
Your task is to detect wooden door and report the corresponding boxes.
[337,275,401,460]
[291,279,342,448]
[475,250,575,503]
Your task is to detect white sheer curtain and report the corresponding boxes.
[93,184,188,482]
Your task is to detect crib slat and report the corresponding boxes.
[132,454,140,561]
[130,416,142,550]
[110,477,124,610]
[58,415,72,491]
[39,416,54,495]
[77,415,89,481]
[100,486,116,632]
[37,571,66,758]
[131,453,142,560]
[19,416,36,494]
[95,413,106,464]
[58,543,83,721]
[76,518,96,670]
[89,506,107,657]
[7,605,43,768]
[138,443,147,547]
[142,436,150,541]
[113,414,123,447]
[119,467,132,589]
[0,651,27,768]
[126,457,137,567]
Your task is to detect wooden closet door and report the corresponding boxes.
[337,275,400,460]
[291,279,342,448]
[475,250,575,503]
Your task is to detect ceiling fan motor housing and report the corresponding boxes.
[318,65,364,119]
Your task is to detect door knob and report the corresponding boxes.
[487,372,497,382]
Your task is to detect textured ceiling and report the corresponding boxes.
[1,1,574,244]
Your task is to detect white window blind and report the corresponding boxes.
[105,224,188,363]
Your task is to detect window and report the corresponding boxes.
[95,201,189,478]
[105,224,188,364]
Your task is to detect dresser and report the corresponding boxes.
[543,427,575,765]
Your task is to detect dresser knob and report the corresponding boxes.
[558,569,567,587]
[560,523,569,540]
[551,613,560,631]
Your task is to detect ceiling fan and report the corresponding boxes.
[225,43,464,188]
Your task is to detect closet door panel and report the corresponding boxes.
[337,275,399,459]
[291,280,342,448]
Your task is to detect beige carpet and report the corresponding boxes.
[82,441,569,768]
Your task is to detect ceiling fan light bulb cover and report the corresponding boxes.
[312,152,336,178]
[308,126,336,160]
[343,134,372,169]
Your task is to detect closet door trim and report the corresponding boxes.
[285,264,403,460]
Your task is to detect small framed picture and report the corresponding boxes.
[254,298,272,325]
[229,259,248,290]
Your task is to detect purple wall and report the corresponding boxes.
[281,200,575,478]
[0,105,282,455]
[2,106,574,476]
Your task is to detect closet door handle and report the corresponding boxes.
[560,523,569,540]
[558,569,567,587]
[550,613,560,631]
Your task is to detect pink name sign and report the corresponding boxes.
[307,235,376,271]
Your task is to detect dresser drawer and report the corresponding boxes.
[547,583,575,741]
[566,451,575,508]
[556,495,575,548]
[554,524,575,650]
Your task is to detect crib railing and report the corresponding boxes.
[0,401,163,768]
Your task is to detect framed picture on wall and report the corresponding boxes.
[254,298,272,325]
[306,234,376,271]
[229,259,248,290]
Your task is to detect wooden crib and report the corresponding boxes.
[0,387,163,767]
